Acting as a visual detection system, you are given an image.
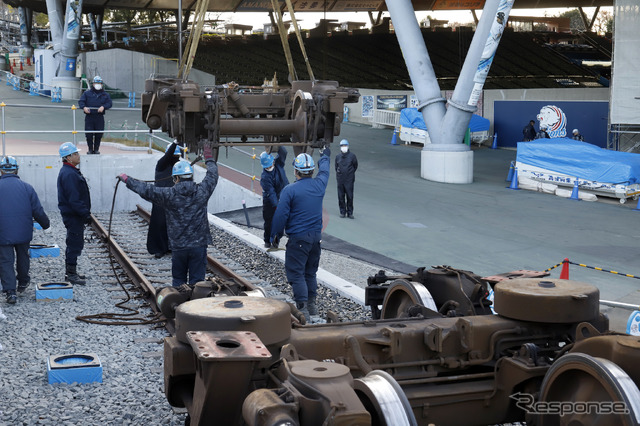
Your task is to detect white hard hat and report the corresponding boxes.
[573,129,579,134]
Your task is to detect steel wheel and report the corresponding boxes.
[354,370,417,426]
[380,279,437,319]
[534,353,640,426]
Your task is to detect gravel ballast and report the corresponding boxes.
[0,211,401,425]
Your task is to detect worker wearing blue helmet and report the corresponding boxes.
[259,146,289,248]
[0,156,50,304]
[118,146,218,287]
[78,75,112,154]
[57,142,91,285]
[271,146,331,322]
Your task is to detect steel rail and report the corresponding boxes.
[89,213,158,301]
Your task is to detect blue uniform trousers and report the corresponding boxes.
[337,179,355,216]
[0,242,30,292]
[85,114,105,152]
[285,231,321,304]
[63,216,85,266]
[171,246,207,286]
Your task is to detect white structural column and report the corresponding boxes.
[386,0,514,184]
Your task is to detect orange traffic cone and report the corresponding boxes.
[12,59,15,67]
[10,65,13,74]
[19,61,23,71]
[559,258,570,279]
[27,57,31,66]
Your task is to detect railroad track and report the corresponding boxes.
[84,206,270,332]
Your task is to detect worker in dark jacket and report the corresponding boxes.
[119,146,218,286]
[335,139,358,219]
[78,76,112,154]
[522,120,536,141]
[0,156,50,304]
[259,146,289,248]
[271,148,330,321]
[147,141,184,258]
[57,142,91,285]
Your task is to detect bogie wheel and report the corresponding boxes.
[533,353,640,426]
[380,279,437,319]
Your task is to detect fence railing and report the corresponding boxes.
[371,109,400,129]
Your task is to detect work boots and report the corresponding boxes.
[296,301,310,322]
[307,298,318,316]
[65,264,86,285]
[5,290,17,304]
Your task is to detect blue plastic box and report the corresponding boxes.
[36,282,73,301]
[47,353,103,384]
[30,244,60,258]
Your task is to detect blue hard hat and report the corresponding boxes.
[172,160,194,178]
[260,152,274,168]
[340,139,349,146]
[0,155,18,171]
[294,153,315,173]
[93,76,103,84]
[171,145,184,156]
[59,142,80,158]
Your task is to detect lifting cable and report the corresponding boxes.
[271,0,298,81]
[178,0,209,80]
[76,154,202,326]
[283,0,315,81]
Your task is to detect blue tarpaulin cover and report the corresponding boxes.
[399,108,490,132]
[517,138,640,184]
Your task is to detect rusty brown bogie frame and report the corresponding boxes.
[161,267,640,426]
[141,78,360,161]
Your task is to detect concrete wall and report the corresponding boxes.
[15,154,262,214]
[79,49,216,94]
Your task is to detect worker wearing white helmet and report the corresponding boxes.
[78,76,112,154]
[335,139,358,219]
[572,128,584,141]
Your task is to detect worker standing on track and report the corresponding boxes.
[57,142,91,286]
[78,76,112,155]
[0,156,50,304]
[270,147,331,321]
[259,146,289,249]
[147,141,184,258]
[118,145,218,287]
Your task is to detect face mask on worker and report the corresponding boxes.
[266,166,274,172]
[94,84,103,91]
[341,146,348,153]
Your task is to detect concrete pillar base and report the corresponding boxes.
[421,148,474,184]
[52,76,82,101]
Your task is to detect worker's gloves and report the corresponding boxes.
[118,173,128,183]
[203,145,214,161]
[319,146,331,157]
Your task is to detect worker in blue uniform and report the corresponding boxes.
[118,145,218,286]
[78,76,112,154]
[335,139,358,219]
[271,147,331,321]
[0,156,50,304]
[57,143,91,285]
[259,146,289,248]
